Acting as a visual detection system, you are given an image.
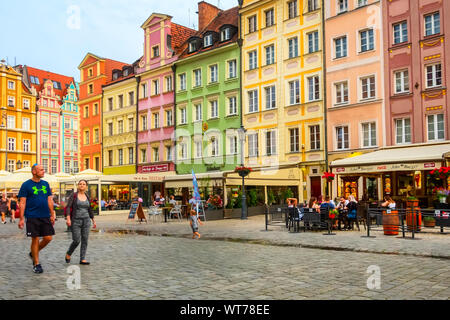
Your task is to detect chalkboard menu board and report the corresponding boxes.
[128,202,139,220]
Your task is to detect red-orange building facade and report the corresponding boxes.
[78,53,127,171]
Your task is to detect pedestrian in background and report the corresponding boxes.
[190,209,203,239]
[1,193,9,224]
[9,195,18,223]
[65,180,97,265]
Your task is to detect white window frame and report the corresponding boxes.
[425,12,440,37]
[336,126,349,150]
[289,80,300,105]
[228,96,237,115]
[307,75,320,102]
[361,122,377,148]
[427,114,445,142]
[426,63,442,88]
[335,81,349,105]
[360,28,374,53]
[210,100,219,119]
[265,85,276,110]
[249,50,257,70]
[193,69,202,87]
[395,118,412,145]
[360,75,376,100]
[248,133,259,157]
[248,90,259,113]
[393,21,408,44]
[395,69,409,94]
[334,36,347,59]
[265,45,275,65]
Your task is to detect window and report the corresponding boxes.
[8,81,15,90]
[153,113,160,129]
[51,116,58,128]
[42,135,49,149]
[8,138,15,151]
[179,142,188,160]
[73,121,78,130]
[23,140,30,152]
[128,118,134,132]
[189,41,198,53]
[53,81,61,90]
[336,126,349,150]
[310,125,320,150]
[204,34,213,47]
[88,84,93,94]
[84,131,89,145]
[194,69,202,87]
[118,149,123,165]
[42,99,47,107]
[248,15,257,33]
[210,65,218,83]
[396,118,411,144]
[73,138,78,151]
[108,123,113,136]
[265,8,275,27]
[338,0,348,13]
[7,96,14,107]
[335,82,349,104]
[23,99,30,109]
[94,129,99,143]
[93,103,99,116]
[141,115,148,131]
[249,51,257,70]
[195,140,203,158]
[22,118,30,130]
[117,95,123,108]
[229,136,238,155]
[248,133,259,157]
[360,29,374,52]
[335,36,347,58]
[51,160,57,174]
[41,115,49,126]
[8,160,15,173]
[221,28,231,41]
[30,76,40,85]
[84,158,89,170]
[210,137,219,157]
[195,104,202,121]
[428,114,444,141]
[362,122,377,147]
[65,161,71,173]
[153,80,160,95]
[358,0,368,6]
[361,76,376,100]
[180,108,187,124]
[265,86,276,110]
[7,116,15,129]
[64,118,70,129]
[308,31,319,53]
[248,90,259,113]
[166,110,173,126]
[266,130,276,156]
[290,128,299,153]
[179,74,186,91]
[425,12,440,36]
[308,76,320,101]
[88,68,93,77]
[166,76,173,92]
[395,70,409,94]
[228,60,237,78]
[84,105,89,118]
[129,92,134,106]
[289,80,300,105]
[166,146,172,161]
[51,136,57,149]
[210,100,218,119]
[308,0,319,11]
[228,97,237,115]
[426,64,442,88]
[152,45,160,58]
[141,83,148,98]
[73,161,78,173]
[288,0,298,19]
[65,138,71,150]
[288,37,299,58]
[266,45,275,65]
[141,148,147,163]
[118,120,123,134]
[393,21,408,44]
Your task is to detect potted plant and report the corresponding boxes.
[434,187,450,204]
[235,166,253,177]
[329,208,339,220]
[406,196,419,208]
[322,172,335,183]
[423,216,436,228]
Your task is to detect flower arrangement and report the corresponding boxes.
[433,187,450,198]
[429,167,450,180]
[322,172,335,183]
[235,166,253,177]
[207,195,223,209]
[329,209,339,219]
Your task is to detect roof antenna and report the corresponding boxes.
[217,0,221,9]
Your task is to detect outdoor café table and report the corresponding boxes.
[161,207,172,223]
[337,209,348,230]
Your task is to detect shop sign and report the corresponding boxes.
[142,164,169,173]
[333,162,438,174]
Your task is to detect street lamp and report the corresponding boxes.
[17,160,22,170]
[238,126,248,220]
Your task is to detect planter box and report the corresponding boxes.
[205,209,224,221]
[248,205,266,217]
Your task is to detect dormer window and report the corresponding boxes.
[123,68,129,77]
[189,41,198,53]
[113,73,119,80]
[221,28,231,41]
[152,45,160,58]
[204,34,213,47]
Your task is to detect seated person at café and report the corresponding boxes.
[336,196,348,210]
[153,195,165,207]
[381,196,396,209]
[168,195,177,207]
[307,197,320,212]
[287,198,298,207]
[320,196,336,210]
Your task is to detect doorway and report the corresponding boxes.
[310,176,322,199]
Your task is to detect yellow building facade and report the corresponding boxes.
[0,63,37,173]
[239,0,325,203]
[102,69,138,175]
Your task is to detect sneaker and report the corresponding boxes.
[33,264,43,274]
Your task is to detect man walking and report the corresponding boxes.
[18,164,55,274]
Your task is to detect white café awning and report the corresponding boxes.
[165,172,225,188]
[330,142,450,174]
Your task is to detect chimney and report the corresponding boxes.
[197,1,221,31]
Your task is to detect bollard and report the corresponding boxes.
[401,211,405,238]
[441,211,444,234]
[265,207,268,231]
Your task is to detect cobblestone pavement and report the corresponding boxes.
[0,218,449,300]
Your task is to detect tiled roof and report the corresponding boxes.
[25,66,75,100]
[178,6,239,59]
[171,23,196,51]
[105,59,129,85]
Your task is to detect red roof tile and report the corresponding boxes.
[25,66,75,100]
[105,59,129,85]
[171,23,196,51]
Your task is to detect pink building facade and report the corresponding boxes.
[383,0,450,145]
[136,13,195,175]
[326,0,385,200]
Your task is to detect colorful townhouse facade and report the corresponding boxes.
[238,0,325,203]
[78,53,128,172]
[20,66,78,174]
[325,0,385,200]
[102,63,138,175]
[0,63,37,172]
[169,3,241,198]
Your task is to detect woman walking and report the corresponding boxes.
[65,180,96,265]
[0,194,9,224]
[9,195,18,223]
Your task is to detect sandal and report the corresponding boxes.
[65,254,71,264]
[79,260,90,265]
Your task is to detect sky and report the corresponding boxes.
[0,0,239,82]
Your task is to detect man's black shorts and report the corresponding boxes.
[26,218,55,238]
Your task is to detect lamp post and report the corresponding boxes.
[17,160,22,170]
[1,111,8,172]
[238,126,248,220]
